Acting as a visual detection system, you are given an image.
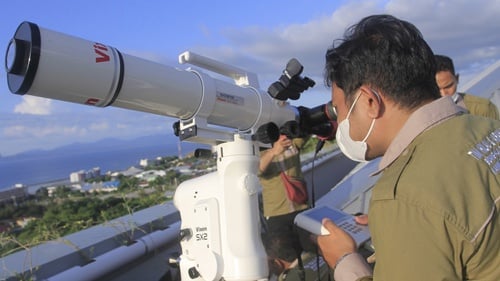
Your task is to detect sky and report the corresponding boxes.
[1,0,499,156]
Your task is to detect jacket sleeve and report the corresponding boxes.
[333,253,372,281]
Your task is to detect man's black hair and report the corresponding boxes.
[435,54,456,75]
[262,230,300,263]
[324,14,440,108]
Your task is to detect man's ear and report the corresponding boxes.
[455,73,460,83]
[359,86,382,119]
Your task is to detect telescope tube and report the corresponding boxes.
[5,21,295,132]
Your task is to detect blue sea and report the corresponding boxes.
[0,136,206,191]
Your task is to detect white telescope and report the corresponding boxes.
[5,21,300,145]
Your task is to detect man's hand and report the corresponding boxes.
[353,213,375,263]
[271,135,292,155]
[314,218,357,268]
[354,214,368,225]
[259,134,292,173]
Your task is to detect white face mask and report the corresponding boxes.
[335,92,376,163]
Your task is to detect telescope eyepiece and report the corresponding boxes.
[267,58,315,101]
[279,120,302,139]
[284,58,303,79]
[253,122,280,144]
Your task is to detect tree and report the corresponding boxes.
[117,176,139,191]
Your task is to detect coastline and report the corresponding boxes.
[0,134,209,191]
[26,178,73,195]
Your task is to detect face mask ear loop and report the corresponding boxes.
[360,89,380,142]
[345,91,362,119]
[361,119,376,142]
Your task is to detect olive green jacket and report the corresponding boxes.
[459,92,499,120]
[367,100,500,280]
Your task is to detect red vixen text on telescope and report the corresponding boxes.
[94,43,110,63]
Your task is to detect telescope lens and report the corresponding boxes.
[5,39,17,73]
[6,21,41,95]
[5,39,29,75]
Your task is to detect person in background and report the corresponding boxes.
[315,14,499,280]
[435,54,499,119]
[259,132,312,255]
[262,229,330,281]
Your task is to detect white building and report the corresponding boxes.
[139,158,160,168]
[70,170,86,183]
[86,167,101,178]
[135,170,166,182]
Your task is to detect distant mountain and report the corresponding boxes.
[7,134,209,160]
[0,134,214,189]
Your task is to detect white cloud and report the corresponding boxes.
[181,0,500,109]
[0,111,174,156]
[116,123,129,129]
[386,0,500,65]
[89,122,110,131]
[4,124,87,138]
[198,0,500,87]
[3,125,25,137]
[14,96,53,115]
[193,1,382,80]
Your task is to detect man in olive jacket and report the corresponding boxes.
[315,14,499,281]
[435,54,499,119]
